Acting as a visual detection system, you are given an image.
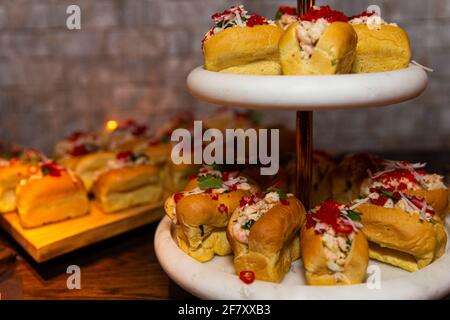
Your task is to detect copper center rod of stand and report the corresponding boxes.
[295,0,315,209]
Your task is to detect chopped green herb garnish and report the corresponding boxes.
[242,219,256,230]
[198,174,223,190]
[346,210,362,221]
[275,11,283,20]
[378,188,394,198]
[159,135,170,143]
[331,59,337,66]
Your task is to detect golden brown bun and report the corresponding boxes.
[404,188,449,219]
[331,153,379,204]
[227,196,306,282]
[16,171,89,228]
[0,164,30,212]
[93,164,163,213]
[203,25,284,75]
[165,187,254,262]
[60,152,116,192]
[144,143,172,165]
[301,224,369,285]
[357,203,447,271]
[351,24,411,73]
[279,21,357,75]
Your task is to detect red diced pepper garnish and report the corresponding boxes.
[218,203,228,214]
[239,271,255,285]
[281,199,290,206]
[174,193,184,204]
[211,193,219,201]
[116,151,134,161]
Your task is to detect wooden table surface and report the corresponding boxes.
[0,152,449,300]
[0,208,195,300]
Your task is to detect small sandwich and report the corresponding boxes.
[361,160,449,218]
[301,199,369,285]
[53,131,105,160]
[203,5,284,75]
[279,5,357,75]
[93,151,163,213]
[354,171,447,272]
[331,152,381,204]
[274,6,298,29]
[349,10,411,73]
[16,161,89,228]
[165,166,258,262]
[0,149,46,213]
[227,188,306,283]
[106,119,149,152]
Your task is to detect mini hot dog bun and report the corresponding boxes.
[351,24,411,73]
[166,189,250,262]
[0,164,30,212]
[279,21,357,75]
[227,196,305,283]
[357,203,447,271]
[93,164,163,213]
[203,25,284,75]
[301,224,369,285]
[60,151,117,192]
[16,171,89,228]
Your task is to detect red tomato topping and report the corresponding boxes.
[306,199,353,235]
[211,193,219,201]
[281,199,290,206]
[68,131,85,142]
[349,10,375,20]
[70,144,90,157]
[246,15,269,27]
[116,151,134,161]
[218,203,228,214]
[41,161,63,177]
[174,193,184,204]
[278,6,297,16]
[239,271,255,284]
[373,168,425,190]
[301,5,348,23]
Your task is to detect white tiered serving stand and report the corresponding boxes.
[154,1,450,300]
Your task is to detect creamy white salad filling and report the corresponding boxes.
[233,191,284,244]
[295,18,330,60]
[350,13,397,28]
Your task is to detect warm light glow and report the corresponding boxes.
[105,120,118,132]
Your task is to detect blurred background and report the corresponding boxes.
[0,0,448,154]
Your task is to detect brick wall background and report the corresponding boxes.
[0,0,448,154]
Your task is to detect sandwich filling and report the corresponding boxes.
[93,151,150,181]
[233,188,291,245]
[203,5,275,43]
[275,6,298,29]
[366,160,446,192]
[56,131,103,158]
[306,199,362,282]
[169,166,253,223]
[295,6,348,61]
[349,10,398,28]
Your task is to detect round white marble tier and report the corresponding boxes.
[155,216,450,300]
[187,65,428,111]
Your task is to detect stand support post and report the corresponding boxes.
[295,0,315,209]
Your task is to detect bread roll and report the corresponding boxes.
[60,151,116,192]
[164,167,257,262]
[279,21,357,75]
[203,6,283,75]
[16,169,89,228]
[350,13,411,73]
[357,203,446,271]
[0,164,30,212]
[94,164,163,213]
[301,200,369,285]
[227,192,305,283]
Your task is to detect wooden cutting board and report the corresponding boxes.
[0,201,164,263]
